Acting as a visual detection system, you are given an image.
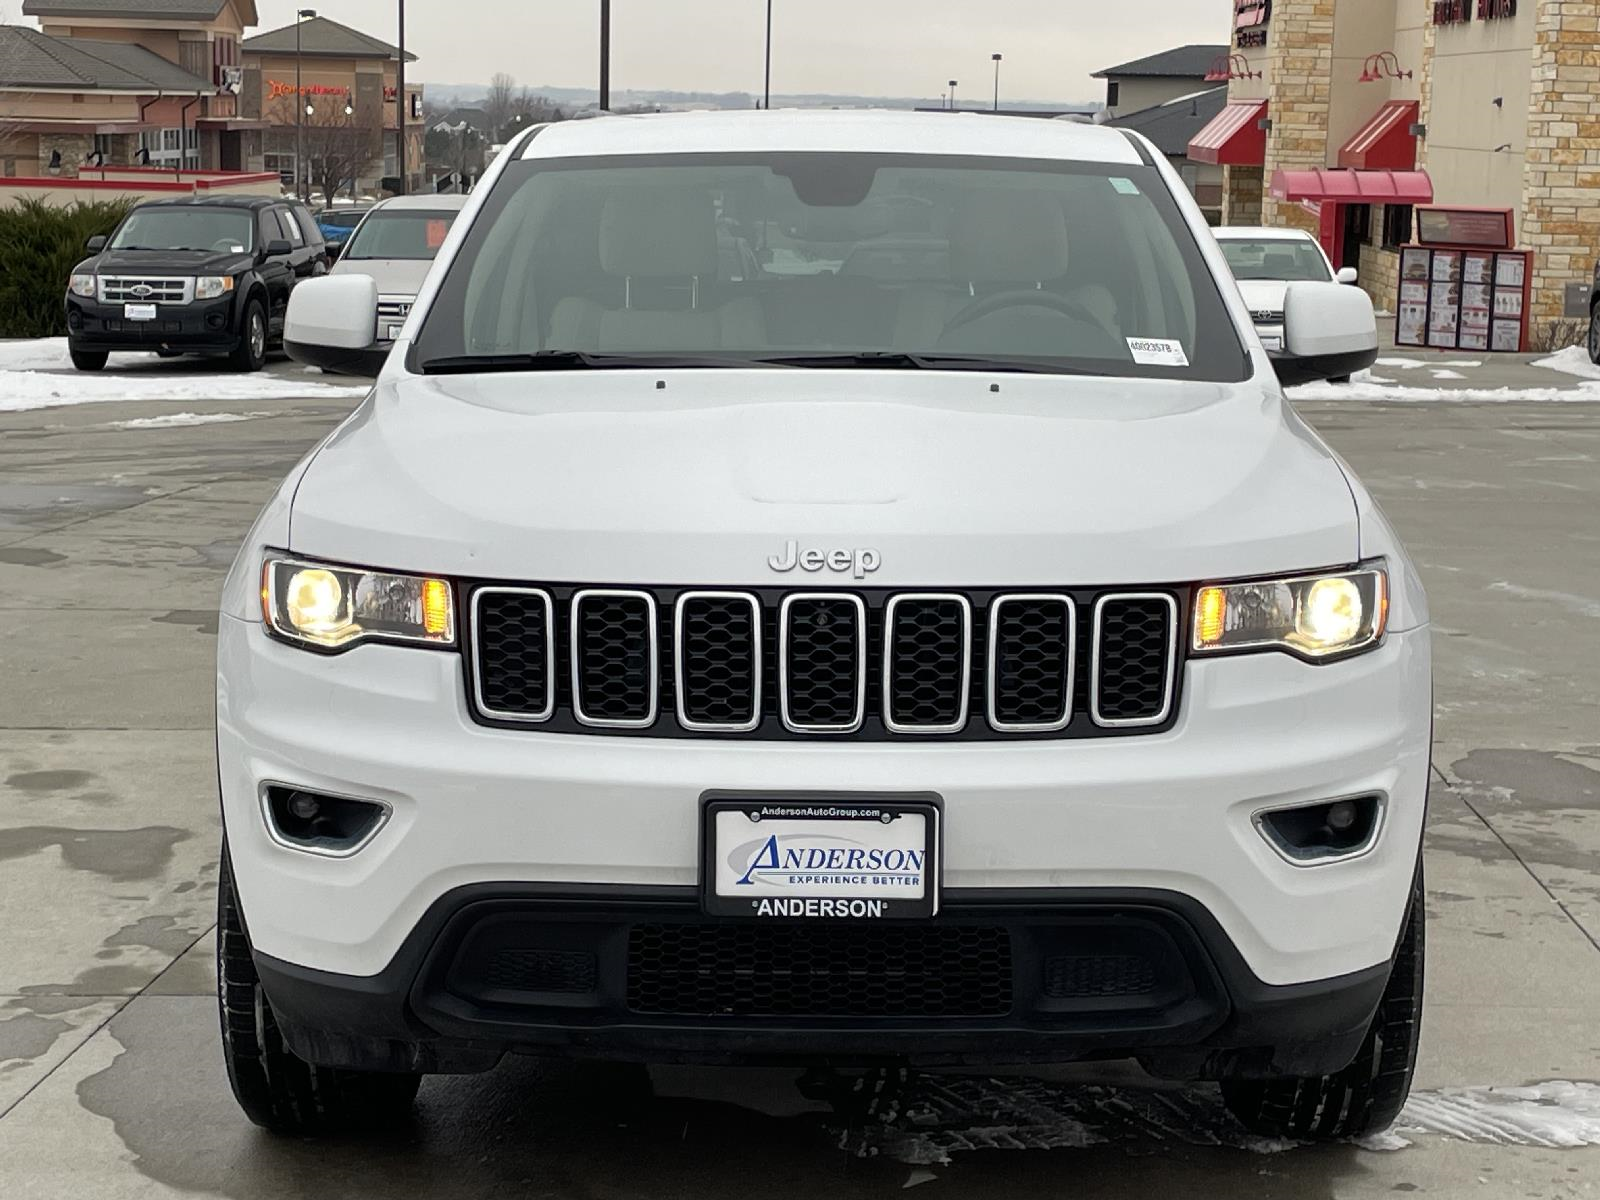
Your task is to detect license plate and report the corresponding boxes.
[702,794,940,919]
[124,303,157,321]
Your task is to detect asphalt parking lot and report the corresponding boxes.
[1,358,1598,1197]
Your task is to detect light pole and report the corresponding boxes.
[763,0,772,109]
[395,0,407,194]
[992,53,1002,111]
[295,9,315,202]
[600,0,611,111]
[948,79,958,111]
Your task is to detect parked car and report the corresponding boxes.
[1214,226,1357,355]
[315,205,372,258]
[1588,256,1599,364]
[220,112,1423,1146]
[327,193,469,352]
[66,196,327,372]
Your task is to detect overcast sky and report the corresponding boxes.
[248,0,1231,101]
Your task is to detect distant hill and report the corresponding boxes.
[421,81,1097,114]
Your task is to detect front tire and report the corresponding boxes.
[1221,862,1424,1141]
[217,852,422,1135]
[1588,303,1600,365]
[70,347,108,372]
[229,299,267,373]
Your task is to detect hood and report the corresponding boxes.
[328,258,434,296]
[288,369,1359,587]
[88,247,254,276]
[1235,279,1290,318]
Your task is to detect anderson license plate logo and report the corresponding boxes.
[711,804,931,919]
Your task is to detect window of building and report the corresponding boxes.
[263,152,296,187]
[1382,204,1414,250]
[1106,80,1120,108]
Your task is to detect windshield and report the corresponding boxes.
[412,153,1248,381]
[343,210,459,260]
[1217,237,1332,283]
[109,207,254,254]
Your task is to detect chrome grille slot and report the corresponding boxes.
[987,595,1075,732]
[99,276,193,304]
[675,591,761,732]
[780,593,866,734]
[472,588,554,722]
[570,590,658,728]
[883,594,970,733]
[1091,593,1178,727]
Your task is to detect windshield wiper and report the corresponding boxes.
[752,352,1089,375]
[417,350,782,375]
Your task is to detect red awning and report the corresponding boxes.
[1187,100,1267,166]
[1337,100,1420,170]
[1270,168,1433,204]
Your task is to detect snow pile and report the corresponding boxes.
[1532,345,1600,381]
[109,412,272,429]
[1396,1081,1600,1149]
[1290,378,1600,403]
[0,338,369,412]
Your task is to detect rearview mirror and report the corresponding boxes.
[1335,266,1359,285]
[86,234,107,252]
[1272,281,1378,387]
[284,275,388,377]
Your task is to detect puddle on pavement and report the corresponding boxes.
[0,482,152,532]
[0,825,190,882]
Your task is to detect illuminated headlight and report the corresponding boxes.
[1193,566,1387,660]
[262,558,454,651]
[195,275,235,300]
[70,273,97,298]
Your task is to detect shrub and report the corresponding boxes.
[1528,317,1587,355]
[0,197,132,338]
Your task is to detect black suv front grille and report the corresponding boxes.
[626,922,1013,1017]
[469,584,1184,740]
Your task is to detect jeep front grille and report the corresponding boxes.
[98,276,193,304]
[469,584,1184,740]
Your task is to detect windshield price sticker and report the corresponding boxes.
[1126,337,1190,368]
[704,799,939,919]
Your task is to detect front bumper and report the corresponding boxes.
[66,294,240,352]
[218,612,1432,994]
[250,884,1390,1078]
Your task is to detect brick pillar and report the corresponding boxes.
[1520,0,1600,338]
[38,132,94,177]
[1223,165,1265,223]
[1259,0,1336,233]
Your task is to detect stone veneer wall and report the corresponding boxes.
[1259,0,1337,232]
[1223,165,1266,223]
[1359,235,1402,312]
[37,133,94,178]
[1521,0,1600,330]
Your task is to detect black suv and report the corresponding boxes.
[66,196,327,373]
[1589,256,1599,364]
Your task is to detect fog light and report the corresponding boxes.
[264,785,389,855]
[1325,800,1358,832]
[287,791,321,821]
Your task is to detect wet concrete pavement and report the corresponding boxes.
[1,382,1598,1197]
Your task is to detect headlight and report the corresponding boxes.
[70,273,97,298]
[195,275,235,300]
[1192,566,1387,660]
[262,558,454,651]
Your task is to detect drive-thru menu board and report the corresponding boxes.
[1394,207,1530,352]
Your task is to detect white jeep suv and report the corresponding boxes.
[217,111,1428,1142]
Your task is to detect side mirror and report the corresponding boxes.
[264,238,292,259]
[86,234,107,253]
[284,275,388,377]
[1335,266,1359,285]
[1272,281,1378,387]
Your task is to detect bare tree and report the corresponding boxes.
[272,96,379,203]
[484,72,517,141]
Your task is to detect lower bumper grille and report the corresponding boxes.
[625,922,1014,1018]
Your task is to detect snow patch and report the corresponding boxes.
[1532,345,1600,381]
[1396,1082,1600,1149]
[1376,356,1483,370]
[1488,580,1600,618]
[1430,369,1467,380]
[109,411,272,429]
[1290,379,1600,403]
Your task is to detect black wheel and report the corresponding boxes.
[217,851,421,1135]
[229,299,267,373]
[1588,303,1599,365]
[1328,374,1352,384]
[70,347,108,372]
[1221,861,1424,1141]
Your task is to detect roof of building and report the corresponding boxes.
[21,0,258,21]
[0,24,215,91]
[1092,44,1228,80]
[242,15,417,62]
[1105,85,1228,157]
[518,109,1145,167]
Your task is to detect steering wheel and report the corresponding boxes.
[942,289,1106,336]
